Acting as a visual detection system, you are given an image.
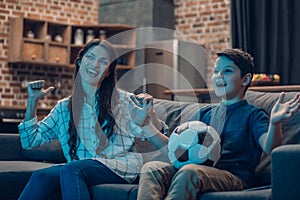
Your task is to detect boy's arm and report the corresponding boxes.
[140,119,169,156]
[259,92,300,154]
[259,122,282,154]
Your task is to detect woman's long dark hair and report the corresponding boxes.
[67,39,118,160]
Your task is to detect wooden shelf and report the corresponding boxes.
[113,44,135,49]
[8,61,72,68]
[8,17,136,69]
[164,85,300,101]
[23,38,45,43]
[116,64,135,70]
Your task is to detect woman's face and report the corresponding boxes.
[79,45,111,87]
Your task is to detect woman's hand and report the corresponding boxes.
[270,92,300,124]
[24,80,55,121]
[129,93,153,127]
[27,80,55,100]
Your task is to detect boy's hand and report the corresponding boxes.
[270,92,300,124]
[27,80,55,100]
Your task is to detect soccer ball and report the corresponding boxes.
[168,121,221,169]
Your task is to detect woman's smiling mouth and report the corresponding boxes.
[86,68,99,76]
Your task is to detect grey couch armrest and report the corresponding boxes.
[272,144,300,200]
[0,134,22,160]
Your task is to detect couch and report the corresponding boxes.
[0,90,299,200]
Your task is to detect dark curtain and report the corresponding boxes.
[231,0,300,85]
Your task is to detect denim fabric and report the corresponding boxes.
[18,159,127,200]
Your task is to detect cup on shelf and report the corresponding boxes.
[46,34,52,41]
[74,28,84,45]
[86,29,95,43]
[27,30,35,39]
[54,35,63,43]
[99,30,106,40]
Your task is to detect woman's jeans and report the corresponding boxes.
[18,159,128,200]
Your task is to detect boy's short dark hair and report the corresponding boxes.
[216,48,254,78]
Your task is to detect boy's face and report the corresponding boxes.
[79,45,111,87]
[211,56,246,101]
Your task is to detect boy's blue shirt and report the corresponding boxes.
[191,99,270,187]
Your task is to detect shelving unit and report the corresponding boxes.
[8,17,136,69]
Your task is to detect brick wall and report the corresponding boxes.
[0,0,98,108]
[0,0,231,107]
[174,0,231,85]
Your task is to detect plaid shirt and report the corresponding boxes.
[18,90,158,183]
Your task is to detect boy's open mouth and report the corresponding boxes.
[216,81,227,87]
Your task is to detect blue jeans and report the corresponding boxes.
[18,159,128,200]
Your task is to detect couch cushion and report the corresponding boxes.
[0,161,54,200]
[153,98,211,133]
[272,145,300,200]
[90,184,271,200]
[90,184,138,200]
[21,139,67,163]
[199,188,271,200]
[0,134,22,160]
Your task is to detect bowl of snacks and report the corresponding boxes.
[251,74,280,86]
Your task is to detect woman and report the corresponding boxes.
[18,39,168,199]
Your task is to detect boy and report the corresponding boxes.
[131,48,300,200]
